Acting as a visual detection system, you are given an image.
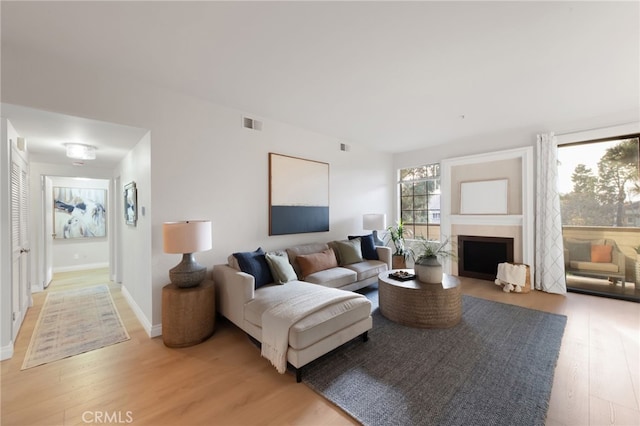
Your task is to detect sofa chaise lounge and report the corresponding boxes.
[213,237,391,381]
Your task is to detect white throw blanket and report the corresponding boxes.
[261,286,362,374]
[495,262,528,293]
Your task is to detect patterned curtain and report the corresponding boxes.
[535,133,567,294]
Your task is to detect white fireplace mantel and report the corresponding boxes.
[441,147,535,283]
[450,214,523,226]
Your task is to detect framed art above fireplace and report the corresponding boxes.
[460,179,508,215]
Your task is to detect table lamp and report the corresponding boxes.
[163,220,212,288]
[363,213,387,246]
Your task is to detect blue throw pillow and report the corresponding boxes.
[348,234,379,260]
[233,248,274,289]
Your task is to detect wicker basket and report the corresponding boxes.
[497,262,531,294]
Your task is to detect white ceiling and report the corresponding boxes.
[1,103,149,168]
[1,1,639,162]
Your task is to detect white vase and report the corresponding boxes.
[415,256,442,283]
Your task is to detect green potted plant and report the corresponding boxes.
[385,219,413,269]
[413,236,456,283]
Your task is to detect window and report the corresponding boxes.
[558,135,639,227]
[399,163,441,239]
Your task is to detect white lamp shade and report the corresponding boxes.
[363,214,387,230]
[163,220,212,254]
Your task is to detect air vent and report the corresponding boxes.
[17,137,26,152]
[243,116,263,131]
[340,143,350,152]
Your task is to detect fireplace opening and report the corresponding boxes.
[458,235,514,281]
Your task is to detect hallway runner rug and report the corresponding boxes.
[303,293,567,426]
[22,285,130,370]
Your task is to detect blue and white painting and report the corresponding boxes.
[124,182,137,226]
[269,153,329,235]
[54,187,107,238]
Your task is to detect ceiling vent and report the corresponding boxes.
[243,116,263,131]
[340,143,350,152]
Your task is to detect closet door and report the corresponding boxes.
[10,148,30,338]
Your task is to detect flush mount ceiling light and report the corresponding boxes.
[65,143,96,160]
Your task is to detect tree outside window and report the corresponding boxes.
[399,163,441,240]
[558,136,639,227]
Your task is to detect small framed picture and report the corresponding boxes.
[124,181,137,226]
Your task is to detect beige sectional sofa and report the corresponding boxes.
[213,237,391,381]
[564,238,626,283]
[285,241,391,290]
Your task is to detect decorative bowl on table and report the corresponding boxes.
[388,271,416,281]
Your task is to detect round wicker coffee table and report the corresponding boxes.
[378,269,462,328]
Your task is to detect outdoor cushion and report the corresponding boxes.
[565,239,591,262]
[569,260,618,273]
[591,244,613,263]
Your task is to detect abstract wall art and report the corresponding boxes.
[53,187,107,238]
[269,153,329,235]
[124,181,137,226]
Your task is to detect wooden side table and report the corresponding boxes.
[162,280,215,348]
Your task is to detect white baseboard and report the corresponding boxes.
[150,323,162,338]
[53,262,109,273]
[1,341,14,361]
[120,286,161,338]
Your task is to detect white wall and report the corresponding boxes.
[3,45,393,334]
[144,96,393,330]
[115,132,153,333]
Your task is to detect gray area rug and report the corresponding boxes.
[302,291,566,426]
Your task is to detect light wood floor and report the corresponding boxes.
[2,269,639,425]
